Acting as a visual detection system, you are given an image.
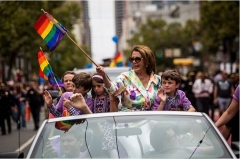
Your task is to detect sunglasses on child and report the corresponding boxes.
[129,57,143,63]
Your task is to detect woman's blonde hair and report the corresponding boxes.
[131,45,156,75]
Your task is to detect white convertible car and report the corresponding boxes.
[1,111,238,158]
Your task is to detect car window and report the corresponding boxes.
[30,115,233,158]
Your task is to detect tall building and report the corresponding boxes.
[73,1,92,57]
[81,1,91,50]
[119,1,200,51]
[115,1,124,51]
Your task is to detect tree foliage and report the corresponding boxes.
[125,18,200,71]
[125,1,239,72]
[200,1,239,54]
[0,1,89,81]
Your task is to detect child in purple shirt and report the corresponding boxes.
[153,70,196,112]
[44,72,93,117]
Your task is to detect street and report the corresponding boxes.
[0,107,46,157]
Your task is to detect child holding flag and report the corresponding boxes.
[43,72,93,117]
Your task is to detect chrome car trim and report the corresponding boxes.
[46,111,203,123]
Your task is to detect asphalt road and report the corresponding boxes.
[0,107,46,157]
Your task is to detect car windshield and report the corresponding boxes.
[30,114,232,158]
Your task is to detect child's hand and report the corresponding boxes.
[157,87,166,103]
[63,98,72,109]
[70,93,88,110]
[43,90,53,107]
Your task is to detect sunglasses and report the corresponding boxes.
[129,57,143,63]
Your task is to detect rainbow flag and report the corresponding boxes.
[38,50,64,87]
[39,69,48,80]
[55,120,76,132]
[34,12,68,52]
[109,52,123,67]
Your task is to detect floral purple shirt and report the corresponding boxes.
[49,92,93,117]
[153,90,192,111]
[106,70,161,111]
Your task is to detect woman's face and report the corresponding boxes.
[130,51,146,74]
[63,74,75,92]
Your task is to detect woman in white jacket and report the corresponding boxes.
[192,72,213,115]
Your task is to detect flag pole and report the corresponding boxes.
[41,9,98,67]
[39,47,63,94]
[53,76,62,95]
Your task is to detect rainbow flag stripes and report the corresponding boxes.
[34,13,68,52]
[109,51,123,67]
[38,50,64,87]
[55,120,76,132]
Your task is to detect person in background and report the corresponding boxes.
[153,69,195,112]
[192,72,213,116]
[0,82,14,135]
[214,70,234,117]
[26,81,43,130]
[15,83,27,129]
[185,71,196,109]
[96,45,161,111]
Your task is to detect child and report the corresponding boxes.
[43,72,93,117]
[91,73,119,113]
[152,70,196,112]
[73,73,119,158]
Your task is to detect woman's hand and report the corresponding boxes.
[43,90,53,107]
[96,66,106,77]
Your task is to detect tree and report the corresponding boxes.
[200,1,239,55]
[125,18,194,72]
[0,1,89,81]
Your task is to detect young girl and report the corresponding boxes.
[91,73,119,158]
[153,69,196,112]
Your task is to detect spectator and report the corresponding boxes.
[26,81,43,130]
[192,72,213,115]
[0,83,14,135]
[214,70,234,116]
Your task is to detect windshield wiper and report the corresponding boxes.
[189,126,212,159]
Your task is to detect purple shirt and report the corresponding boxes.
[49,92,93,117]
[152,90,192,111]
[233,85,239,102]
